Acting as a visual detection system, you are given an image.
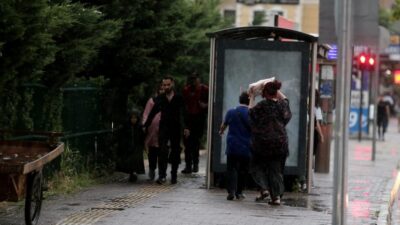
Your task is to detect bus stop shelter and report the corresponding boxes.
[205,26,319,192]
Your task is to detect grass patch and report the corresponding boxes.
[44,145,114,197]
[45,171,97,197]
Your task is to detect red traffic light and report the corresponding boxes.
[359,54,366,64]
[357,53,375,71]
[368,57,375,66]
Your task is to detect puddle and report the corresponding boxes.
[284,198,307,207]
[283,198,328,213]
[66,202,81,206]
[57,207,71,211]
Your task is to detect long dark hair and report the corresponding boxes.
[262,80,282,98]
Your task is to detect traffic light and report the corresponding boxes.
[357,53,375,71]
[394,70,400,85]
[359,54,367,65]
[352,55,359,77]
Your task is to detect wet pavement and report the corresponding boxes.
[1,118,400,225]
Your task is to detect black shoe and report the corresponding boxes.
[171,178,177,184]
[192,164,199,173]
[181,167,192,174]
[148,170,155,181]
[170,173,177,184]
[156,177,166,184]
[227,193,235,201]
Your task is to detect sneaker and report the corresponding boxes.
[235,193,246,200]
[192,164,199,173]
[156,177,166,184]
[148,170,155,181]
[181,167,192,174]
[227,193,235,201]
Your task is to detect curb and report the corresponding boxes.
[377,161,400,225]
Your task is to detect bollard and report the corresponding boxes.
[315,124,331,173]
[315,98,333,173]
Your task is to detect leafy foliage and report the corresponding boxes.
[0,0,228,187]
[393,0,400,21]
[173,0,228,81]
[0,1,120,130]
[379,8,393,29]
[42,2,121,89]
[0,0,54,128]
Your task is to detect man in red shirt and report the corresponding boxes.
[182,73,208,174]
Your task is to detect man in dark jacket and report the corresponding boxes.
[143,75,185,184]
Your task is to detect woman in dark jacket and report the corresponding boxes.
[116,109,145,182]
[248,79,292,205]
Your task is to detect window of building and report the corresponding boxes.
[237,0,299,4]
[223,9,236,25]
[252,10,266,25]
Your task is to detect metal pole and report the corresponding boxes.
[206,37,216,189]
[307,42,318,194]
[333,0,352,223]
[368,70,372,135]
[371,55,379,161]
[358,70,364,142]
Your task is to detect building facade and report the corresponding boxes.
[218,0,319,35]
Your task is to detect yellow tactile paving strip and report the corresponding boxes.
[55,183,176,225]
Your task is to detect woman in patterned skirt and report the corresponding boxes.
[248,79,292,205]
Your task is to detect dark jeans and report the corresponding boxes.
[377,117,388,137]
[183,113,206,168]
[226,154,250,195]
[148,146,160,171]
[159,126,181,178]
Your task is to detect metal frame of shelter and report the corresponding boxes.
[205,26,319,192]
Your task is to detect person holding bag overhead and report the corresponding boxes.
[248,79,292,206]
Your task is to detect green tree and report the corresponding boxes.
[72,1,189,125]
[38,2,120,131]
[380,8,393,28]
[393,0,400,20]
[0,0,55,129]
[173,0,227,81]
[0,1,120,130]
[42,2,121,89]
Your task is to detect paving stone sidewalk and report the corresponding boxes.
[1,119,399,225]
[94,119,400,225]
[91,118,399,225]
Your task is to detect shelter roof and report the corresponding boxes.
[207,26,318,43]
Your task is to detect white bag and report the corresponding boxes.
[248,77,275,96]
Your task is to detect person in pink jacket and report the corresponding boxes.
[142,84,164,181]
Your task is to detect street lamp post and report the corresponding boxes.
[333,0,352,224]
